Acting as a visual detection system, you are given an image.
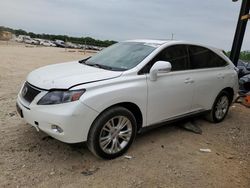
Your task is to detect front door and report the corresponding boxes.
[145,45,195,125]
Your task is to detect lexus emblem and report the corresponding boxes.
[22,86,28,96]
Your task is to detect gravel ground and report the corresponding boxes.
[0,42,249,188]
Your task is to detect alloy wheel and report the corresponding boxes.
[99,116,132,154]
[215,95,229,120]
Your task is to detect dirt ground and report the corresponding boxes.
[0,41,249,188]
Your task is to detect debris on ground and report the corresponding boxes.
[199,148,212,153]
[42,136,53,141]
[236,93,250,108]
[81,167,99,176]
[242,93,250,108]
[8,112,15,117]
[180,121,202,134]
[124,155,133,159]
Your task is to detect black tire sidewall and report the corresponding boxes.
[88,106,137,159]
[211,91,230,123]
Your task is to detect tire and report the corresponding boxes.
[87,106,137,159]
[206,91,231,123]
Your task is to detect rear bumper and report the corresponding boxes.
[16,95,99,143]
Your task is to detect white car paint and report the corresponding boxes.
[16,40,238,143]
[27,62,122,90]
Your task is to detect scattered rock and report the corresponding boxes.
[161,145,164,148]
[50,171,55,175]
[206,141,211,145]
[28,145,37,152]
[81,167,99,176]
[181,121,202,134]
[226,155,234,159]
[199,148,211,153]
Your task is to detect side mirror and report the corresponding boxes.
[149,61,172,81]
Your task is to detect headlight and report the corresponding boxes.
[37,89,86,105]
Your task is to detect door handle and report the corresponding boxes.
[184,78,194,84]
[184,79,190,84]
[217,73,224,79]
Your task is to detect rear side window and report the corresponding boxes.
[188,45,228,69]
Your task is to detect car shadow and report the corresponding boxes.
[16,116,211,164]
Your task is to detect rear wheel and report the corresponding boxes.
[87,106,137,159]
[207,91,231,123]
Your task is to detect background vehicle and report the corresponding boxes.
[237,60,250,78]
[239,74,250,94]
[15,35,39,45]
[23,38,39,45]
[40,40,56,47]
[17,40,238,159]
[54,40,66,48]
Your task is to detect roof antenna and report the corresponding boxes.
[171,33,174,40]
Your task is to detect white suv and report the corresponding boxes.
[17,40,238,159]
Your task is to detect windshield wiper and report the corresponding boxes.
[79,57,91,64]
[79,58,111,70]
[85,63,113,70]
[85,62,127,71]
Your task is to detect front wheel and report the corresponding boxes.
[87,106,137,159]
[207,91,231,123]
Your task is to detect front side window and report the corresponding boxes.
[188,45,228,69]
[85,42,156,71]
[139,45,189,73]
[159,45,189,71]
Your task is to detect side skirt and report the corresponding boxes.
[138,110,210,134]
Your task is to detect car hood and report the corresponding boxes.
[27,61,122,90]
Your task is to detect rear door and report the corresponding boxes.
[145,45,195,125]
[187,45,229,110]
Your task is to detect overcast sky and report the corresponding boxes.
[0,0,249,50]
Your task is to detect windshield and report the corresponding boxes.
[85,42,156,71]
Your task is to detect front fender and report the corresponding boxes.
[78,75,148,127]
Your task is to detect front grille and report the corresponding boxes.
[21,82,41,104]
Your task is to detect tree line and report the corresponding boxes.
[0,26,117,47]
[226,51,250,62]
[1,26,250,60]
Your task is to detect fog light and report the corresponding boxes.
[51,125,63,133]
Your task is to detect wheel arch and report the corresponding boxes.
[91,102,144,133]
[221,87,234,103]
